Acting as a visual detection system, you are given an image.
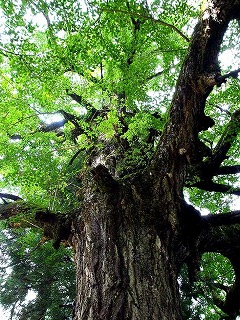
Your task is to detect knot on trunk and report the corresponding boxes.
[35,210,72,249]
[91,164,119,193]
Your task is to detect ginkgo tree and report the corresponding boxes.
[0,0,240,319]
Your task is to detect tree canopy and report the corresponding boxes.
[0,0,240,319]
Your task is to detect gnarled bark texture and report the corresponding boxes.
[72,169,183,319]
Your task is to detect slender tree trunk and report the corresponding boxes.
[72,169,183,320]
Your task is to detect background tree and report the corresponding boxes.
[0,0,240,319]
[0,225,75,319]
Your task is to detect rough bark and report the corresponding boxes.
[72,168,183,320]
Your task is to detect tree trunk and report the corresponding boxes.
[72,168,183,320]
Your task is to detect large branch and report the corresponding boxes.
[9,110,68,140]
[214,165,240,175]
[39,119,68,133]
[0,201,73,249]
[9,109,86,143]
[191,181,240,196]
[65,89,95,110]
[150,1,240,193]
[0,193,22,202]
[200,223,240,256]
[0,201,45,221]
[202,211,240,227]
[180,203,240,290]
[192,109,240,178]
[215,68,240,86]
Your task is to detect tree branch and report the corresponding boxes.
[0,193,22,202]
[39,119,68,132]
[202,211,240,227]
[9,117,67,140]
[101,8,190,42]
[146,70,164,81]
[0,46,21,57]
[150,0,240,188]
[9,109,84,142]
[66,89,85,105]
[191,181,240,196]
[66,90,101,121]
[68,150,82,166]
[215,68,240,86]
[186,110,240,188]
[210,109,240,169]
[214,165,240,175]
[0,202,73,248]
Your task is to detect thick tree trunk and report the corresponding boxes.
[72,169,183,320]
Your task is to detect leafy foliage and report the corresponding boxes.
[0,225,75,319]
[180,253,235,319]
